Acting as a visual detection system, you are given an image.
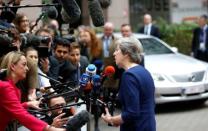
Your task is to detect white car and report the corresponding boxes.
[101,33,208,104]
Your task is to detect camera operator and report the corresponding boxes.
[35,28,54,55]
[0,27,21,60]
[45,96,76,128]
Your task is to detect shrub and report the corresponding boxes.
[157,18,197,55]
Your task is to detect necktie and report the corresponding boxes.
[104,37,110,57]
[144,26,148,35]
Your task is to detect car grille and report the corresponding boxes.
[172,71,205,82]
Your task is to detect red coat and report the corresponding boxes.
[0,79,47,131]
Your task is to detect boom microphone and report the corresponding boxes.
[88,0,105,27]
[59,0,81,23]
[66,110,90,131]
[99,0,111,9]
[42,6,58,19]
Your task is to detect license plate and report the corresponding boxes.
[183,86,205,95]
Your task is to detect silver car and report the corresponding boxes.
[130,33,208,104]
[103,33,208,104]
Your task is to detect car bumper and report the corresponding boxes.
[155,82,208,104]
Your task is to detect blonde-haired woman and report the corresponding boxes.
[0,51,66,131]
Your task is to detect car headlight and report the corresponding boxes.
[151,73,165,81]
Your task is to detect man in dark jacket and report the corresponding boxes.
[191,14,208,62]
[138,14,160,38]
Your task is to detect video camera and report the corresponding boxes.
[0,27,51,57]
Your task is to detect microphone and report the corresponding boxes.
[103,66,115,77]
[99,0,112,9]
[42,6,58,19]
[101,66,115,84]
[59,0,81,24]
[86,64,97,77]
[79,73,92,93]
[88,0,105,27]
[92,74,101,93]
[66,110,90,131]
[30,6,58,32]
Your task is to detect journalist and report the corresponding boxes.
[46,96,75,128]
[0,51,70,131]
[101,37,156,131]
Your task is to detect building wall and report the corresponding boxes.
[107,0,130,30]
[170,0,208,23]
[17,0,42,22]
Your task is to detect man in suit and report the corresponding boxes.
[120,23,133,37]
[191,15,208,62]
[100,22,119,116]
[138,14,160,38]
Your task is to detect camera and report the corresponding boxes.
[62,107,74,118]
[0,28,19,57]
[20,34,51,48]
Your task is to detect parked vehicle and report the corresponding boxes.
[99,33,208,104]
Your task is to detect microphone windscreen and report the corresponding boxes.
[104,66,115,75]
[99,0,111,9]
[46,6,58,19]
[60,0,81,23]
[66,110,90,131]
[88,0,105,27]
[92,74,101,91]
[86,64,97,76]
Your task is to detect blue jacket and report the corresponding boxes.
[119,65,156,131]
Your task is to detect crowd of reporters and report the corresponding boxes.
[0,1,119,130]
[0,0,156,131]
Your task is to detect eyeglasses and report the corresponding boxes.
[50,103,66,109]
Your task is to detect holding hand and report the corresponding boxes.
[51,113,69,128]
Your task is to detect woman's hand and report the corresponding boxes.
[101,107,122,127]
[101,107,113,125]
[51,113,69,128]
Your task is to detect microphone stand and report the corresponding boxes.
[38,73,61,84]
[40,101,85,112]
[91,91,100,131]
[30,13,45,33]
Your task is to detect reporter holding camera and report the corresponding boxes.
[0,51,68,131]
[46,96,76,128]
[101,37,156,131]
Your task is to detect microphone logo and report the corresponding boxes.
[86,64,97,77]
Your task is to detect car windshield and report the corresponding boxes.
[139,38,174,55]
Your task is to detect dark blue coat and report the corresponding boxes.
[138,25,161,38]
[118,65,156,131]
